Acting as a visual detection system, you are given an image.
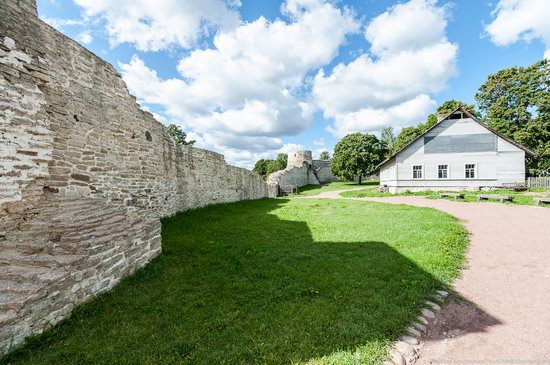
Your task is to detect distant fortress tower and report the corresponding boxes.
[287,150,313,168]
[267,150,338,197]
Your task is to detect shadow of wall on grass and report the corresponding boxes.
[1,198,500,365]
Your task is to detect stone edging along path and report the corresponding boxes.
[303,189,550,365]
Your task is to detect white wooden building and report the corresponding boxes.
[379,107,536,193]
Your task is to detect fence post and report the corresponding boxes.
[527,176,550,189]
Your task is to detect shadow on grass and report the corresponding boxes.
[1,198,499,365]
[297,181,379,196]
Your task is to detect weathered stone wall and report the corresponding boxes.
[267,152,339,196]
[0,0,267,353]
[266,165,311,197]
[312,160,339,183]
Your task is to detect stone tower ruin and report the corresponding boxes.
[287,150,313,169]
[266,150,338,197]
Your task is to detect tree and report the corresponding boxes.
[168,124,195,145]
[393,126,424,153]
[475,60,549,175]
[254,153,288,179]
[435,100,479,118]
[275,153,288,169]
[252,159,268,177]
[380,127,395,155]
[331,133,387,184]
[319,151,331,160]
[265,158,285,176]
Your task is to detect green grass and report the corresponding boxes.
[341,187,549,207]
[340,188,415,198]
[297,181,379,196]
[2,198,468,365]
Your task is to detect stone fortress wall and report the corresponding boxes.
[312,159,339,184]
[267,150,338,197]
[0,0,267,353]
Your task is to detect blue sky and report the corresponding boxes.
[38,0,549,168]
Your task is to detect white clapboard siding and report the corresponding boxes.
[380,117,527,191]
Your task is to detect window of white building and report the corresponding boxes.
[465,164,476,179]
[412,165,423,179]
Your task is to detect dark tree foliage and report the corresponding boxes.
[331,133,387,184]
[168,124,196,146]
[435,100,479,118]
[319,151,331,160]
[476,59,549,176]
[276,153,288,168]
[392,126,424,154]
[265,160,283,177]
[253,159,268,177]
[253,154,288,179]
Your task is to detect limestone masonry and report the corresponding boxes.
[267,150,338,196]
[0,0,267,353]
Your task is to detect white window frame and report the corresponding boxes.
[464,163,477,179]
[438,164,450,179]
[412,164,423,180]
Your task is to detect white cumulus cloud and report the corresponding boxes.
[76,31,93,44]
[74,0,241,51]
[486,0,550,58]
[120,0,359,167]
[326,95,437,137]
[313,0,458,138]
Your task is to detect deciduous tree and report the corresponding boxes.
[319,151,331,160]
[476,59,549,175]
[168,124,195,146]
[380,127,395,155]
[253,159,268,178]
[255,154,289,179]
[331,133,387,184]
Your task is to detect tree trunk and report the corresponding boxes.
[358,176,362,185]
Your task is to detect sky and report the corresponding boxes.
[38,0,550,169]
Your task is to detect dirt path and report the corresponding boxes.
[304,189,550,364]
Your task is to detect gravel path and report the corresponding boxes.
[304,189,550,364]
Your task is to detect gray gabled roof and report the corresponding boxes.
[377,106,537,169]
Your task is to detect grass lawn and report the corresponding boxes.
[2,198,467,365]
[297,181,379,196]
[341,186,549,207]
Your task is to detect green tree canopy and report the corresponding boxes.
[265,160,283,177]
[331,133,387,184]
[275,153,288,168]
[253,154,288,179]
[392,127,424,154]
[435,100,479,118]
[475,59,549,175]
[168,124,195,146]
[380,127,395,156]
[252,159,268,178]
[319,151,331,160]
